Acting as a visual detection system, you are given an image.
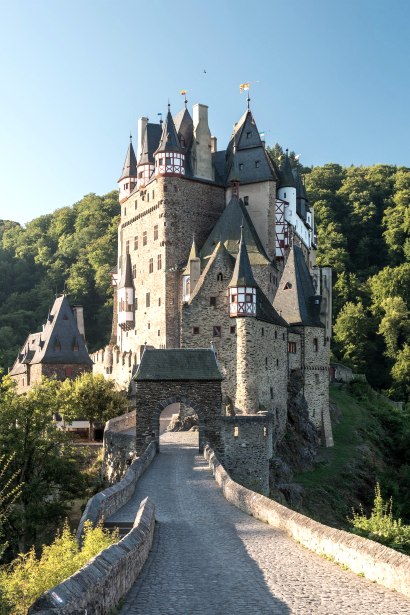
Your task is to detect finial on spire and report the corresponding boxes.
[130,132,132,142]
[247,93,251,110]
[168,99,171,112]
[285,148,289,156]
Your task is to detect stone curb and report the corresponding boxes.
[204,444,410,597]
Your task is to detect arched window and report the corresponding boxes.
[217,272,223,281]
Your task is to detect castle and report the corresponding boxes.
[92,95,334,454]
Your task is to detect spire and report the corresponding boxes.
[278,149,296,188]
[229,226,257,288]
[118,138,138,181]
[118,253,133,289]
[229,141,240,196]
[154,107,183,154]
[188,236,198,261]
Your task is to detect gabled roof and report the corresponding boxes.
[174,107,193,151]
[228,228,256,288]
[10,295,92,372]
[138,123,162,166]
[154,109,183,154]
[273,246,323,327]
[200,195,270,266]
[134,348,223,381]
[118,139,138,181]
[278,152,296,188]
[118,253,133,289]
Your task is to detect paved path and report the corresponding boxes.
[109,432,410,615]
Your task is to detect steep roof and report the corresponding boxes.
[228,228,256,287]
[118,253,133,289]
[278,152,296,188]
[154,109,183,154]
[134,348,223,381]
[273,246,323,327]
[138,123,162,165]
[10,295,92,372]
[174,107,193,151]
[200,195,270,266]
[118,139,138,181]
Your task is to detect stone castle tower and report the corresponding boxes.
[92,97,333,448]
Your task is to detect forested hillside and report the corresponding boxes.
[0,160,409,400]
[0,192,119,371]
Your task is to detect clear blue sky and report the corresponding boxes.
[0,0,409,224]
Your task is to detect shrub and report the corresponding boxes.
[0,521,118,614]
[349,483,410,554]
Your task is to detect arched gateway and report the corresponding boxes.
[133,348,224,455]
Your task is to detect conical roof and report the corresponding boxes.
[200,195,270,266]
[228,228,256,288]
[183,237,199,274]
[273,245,323,327]
[138,123,162,166]
[278,152,296,188]
[118,253,133,289]
[154,109,183,154]
[119,139,138,181]
[174,107,193,151]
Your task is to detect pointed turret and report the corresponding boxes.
[293,167,309,221]
[118,253,135,330]
[118,136,138,204]
[228,228,257,317]
[277,150,297,224]
[154,106,185,176]
[228,142,240,197]
[182,237,201,302]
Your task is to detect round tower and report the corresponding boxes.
[154,105,185,177]
[117,254,135,331]
[228,227,257,317]
[118,135,138,204]
[277,150,297,223]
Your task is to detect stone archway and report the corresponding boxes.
[133,349,224,456]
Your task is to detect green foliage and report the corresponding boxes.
[349,483,410,554]
[0,520,118,614]
[333,302,371,372]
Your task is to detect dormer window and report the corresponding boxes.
[246,131,252,139]
[73,340,79,352]
[54,340,62,352]
[239,163,244,170]
[255,160,260,168]
[284,282,292,290]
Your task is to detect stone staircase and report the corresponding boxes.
[104,519,134,539]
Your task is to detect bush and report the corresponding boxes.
[0,521,118,614]
[349,483,410,554]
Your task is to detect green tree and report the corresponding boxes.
[333,302,371,372]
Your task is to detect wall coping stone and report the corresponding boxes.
[29,497,155,614]
[77,440,156,540]
[204,445,410,597]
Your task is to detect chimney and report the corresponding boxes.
[210,136,217,153]
[137,116,148,160]
[72,306,85,341]
[192,104,213,181]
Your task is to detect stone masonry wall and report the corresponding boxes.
[221,414,273,495]
[288,331,302,371]
[30,498,155,615]
[235,317,288,439]
[204,445,410,598]
[12,363,91,394]
[134,380,223,457]
[103,410,137,483]
[76,441,156,540]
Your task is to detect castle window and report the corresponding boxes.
[157,254,162,270]
[239,163,244,171]
[193,326,200,335]
[274,330,277,339]
[65,367,73,378]
[261,328,264,336]
[288,341,297,354]
[146,292,150,307]
[143,231,147,246]
[134,236,138,250]
[276,358,279,366]
[158,297,161,306]
[73,340,79,352]
[147,193,150,202]
[149,258,154,273]
[126,240,130,254]
[246,131,251,139]
[265,357,268,367]
[284,192,286,198]
[284,282,292,290]
[152,190,155,199]
[135,298,138,310]
[210,296,216,307]
[255,160,260,168]
[174,185,178,192]
[213,326,221,337]
[135,200,138,210]
[315,373,319,384]
[243,196,249,206]
[159,158,163,165]
[148,322,150,329]
[154,225,159,240]
[124,207,127,216]
[230,325,236,334]
[245,293,253,302]
[270,387,274,399]
[158,330,160,336]
[263,426,267,436]
[313,338,319,352]
[132,264,137,278]
[217,272,223,281]
[166,156,171,165]
[283,333,285,340]
[138,172,143,178]
[233,426,239,437]
[164,185,168,192]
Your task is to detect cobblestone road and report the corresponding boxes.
[110,432,410,615]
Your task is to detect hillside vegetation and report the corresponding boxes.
[0,160,409,400]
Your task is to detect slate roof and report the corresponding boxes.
[119,140,138,181]
[134,348,223,381]
[154,109,183,154]
[228,228,256,288]
[273,246,323,327]
[138,123,162,165]
[278,152,296,188]
[9,295,92,374]
[200,195,270,266]
[174,107,193,152]
[118,253,133,289]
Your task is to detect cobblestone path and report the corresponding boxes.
[110,432,410,615]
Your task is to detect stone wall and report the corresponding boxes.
[77,441,156,540]
[204,445,410,598]
[92,345,137,391]
[103,410,137,483]
[221,413,273,495]
[12,362,91,394]
[134,380,223,457]
[29,498,155,614]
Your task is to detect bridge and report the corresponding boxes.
[103,429,410,615]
